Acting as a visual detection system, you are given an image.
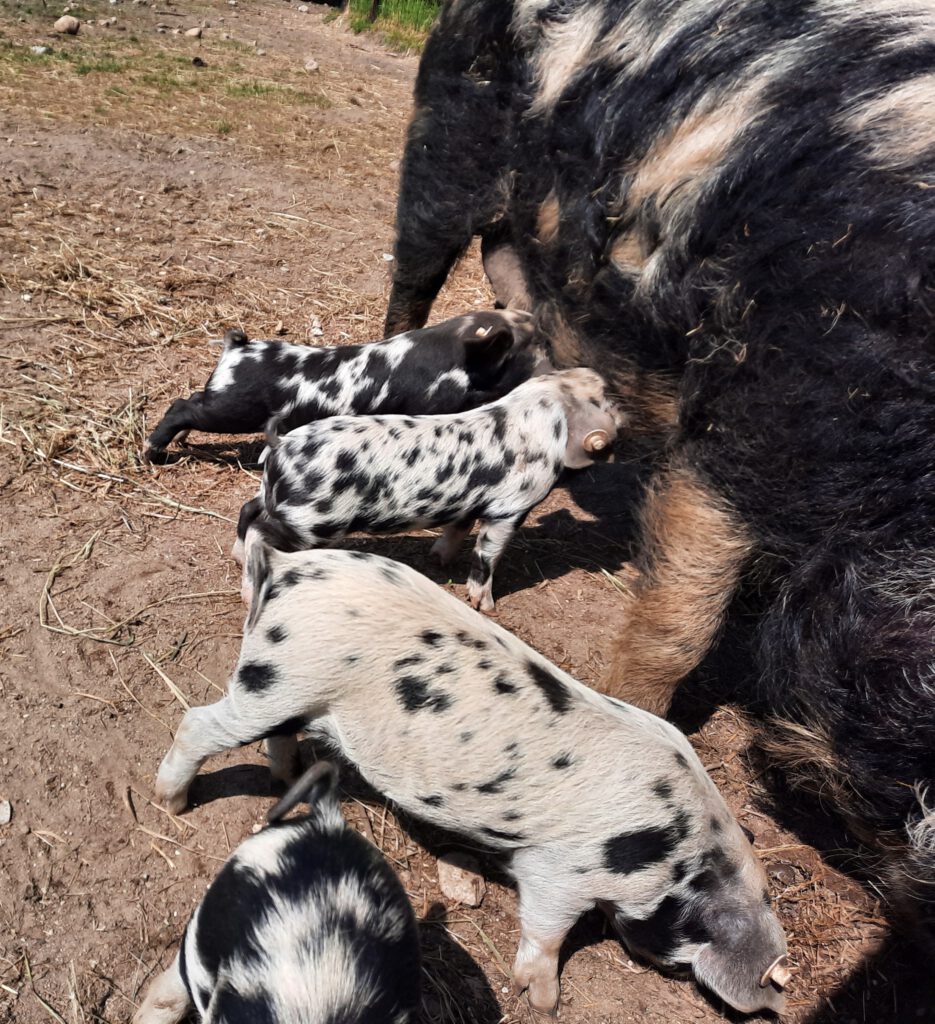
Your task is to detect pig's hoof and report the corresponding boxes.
[154,784,189,816]
[142,445,169,466]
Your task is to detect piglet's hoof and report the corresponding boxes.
[467,594,497,615]
[154,784,189,817]
[142,445,169,466]
[512,978,560,1017]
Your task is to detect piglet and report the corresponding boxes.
[155,543,791,1016]
[237,367,621,611]
[134,761,421,1024]
[144,310,546,459]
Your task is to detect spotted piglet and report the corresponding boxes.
[237,368,620,611]
[155,543,791,1016]
[144,309,546,458]
[134,761,420,1024]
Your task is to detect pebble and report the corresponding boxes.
[304,58,319,72]
[192,56,206,67]
[298,3,309,10]
[0,801,11,826]
[184,25,202,38]
[436,851,486,907]
[53,14,80,34]
[256,48,266,56]
[30,45,52,55]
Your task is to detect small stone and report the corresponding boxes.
[256,48,266,56]
[382,252,394,262]
[0,801,11,825]
[192,56,206,67]
[185,25,202,38]
[298,3,309,10]
[155,26,166,33]
[309,315,323,337]
[221,31,231,39]
[437,851,486,907]
[30,45,52,55]
[304,58,319,72]
[54,15,80,34]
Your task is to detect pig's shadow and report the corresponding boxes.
[152,440,648,597]
[341,457,646,599]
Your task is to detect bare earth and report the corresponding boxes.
[0,3,930,1023]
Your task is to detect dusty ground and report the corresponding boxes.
[0,3,931,1023]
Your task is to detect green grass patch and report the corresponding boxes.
[74,55,126,75]
[215,119,233,136]
[225,79,330,106]
[346,0,440,51]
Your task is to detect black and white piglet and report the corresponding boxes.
[155,543,791,1016]
[237,368,620,611]
[134,761,421,1024]
[144,309,546,458]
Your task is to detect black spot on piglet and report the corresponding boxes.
[603,812,691,875]
[238,662,279,694]
[526,660,572,714]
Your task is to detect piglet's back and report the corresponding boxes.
[236,548,719,838]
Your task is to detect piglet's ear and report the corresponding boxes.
[564,405,618,469]
[692,934,789,1016]
[462,324,516,368]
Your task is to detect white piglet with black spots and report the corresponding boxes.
[155,543,791,1017]
[135,762,421,1024]
[237,367,621,611]
[144,309,546,459]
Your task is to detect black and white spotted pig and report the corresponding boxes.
[144,310,546,458]
[154,543,791,1016]
[236,367,620,612]
[134,761,421,1024]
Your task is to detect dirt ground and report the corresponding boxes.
[0,3,931,1023]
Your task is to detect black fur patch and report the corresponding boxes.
[393,653,424,670]
[420,629,444,647]
[476,767,516,795]
[395,675,453,714]
[603,812,692,875]
[419,794,445,808]
[652,780,673,801]
[266,625,288,644]
[551,752,574,769]
[238,662,280,694]
[526,660,572,713]
[494,673,518,694]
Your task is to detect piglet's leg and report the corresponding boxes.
[466,515,522,613]
[155,697,265,814]
[264,734,301,785]
[430,517,476,567]
[144,394,206,458]
[511,870,586,1015]
[133,953,190,1024]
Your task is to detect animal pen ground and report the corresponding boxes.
[0,2,928,1022]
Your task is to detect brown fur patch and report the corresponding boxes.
[609,232,648,275]
[536,191,561,246]
[626,92,761,219]
[846,73,935,168]
[602,465,753,714]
